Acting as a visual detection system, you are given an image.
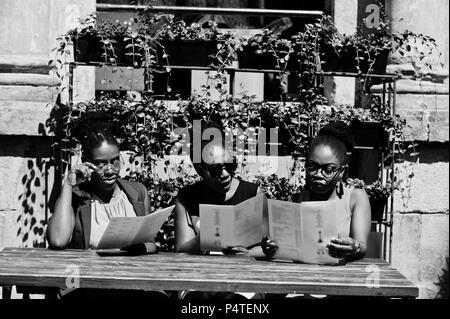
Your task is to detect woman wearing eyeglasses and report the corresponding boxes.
[46,115,152,251]
[44,114,171,299]
[283,121,370,261]
[263,122,371,264]
[174,121,264,255]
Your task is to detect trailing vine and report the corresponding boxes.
[46,8,428,219]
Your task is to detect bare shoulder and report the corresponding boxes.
[351,187,369,197]
[350,188,370,206]
[174,196,189,214]
[174,197,183,209]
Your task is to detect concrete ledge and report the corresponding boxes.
[0,85,58,103]
[386,64,449,83]
[0,55,52,74]
[0,100,53,135]
[395,79,449,95]
[0,55,50,67]
[0,64,52,75]
[373,79,449,95]
[0,73,60,87]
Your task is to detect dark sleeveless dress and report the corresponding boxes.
[177,179,259,217]
[154,179,258,252]
[176,179,259,300]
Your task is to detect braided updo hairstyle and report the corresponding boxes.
[309,121,355,166]
[71,111,120,160]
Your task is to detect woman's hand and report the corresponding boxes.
[327,236,361,259]
[66,163,97,186]
[261,236,279,259]
[47,163,97,248]
[121,242,157,255]
[194,218,201,234]
[222,246,249,255]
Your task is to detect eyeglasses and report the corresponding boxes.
[306,162,344,178]
[91,157,124,173]
[203,162,238,178]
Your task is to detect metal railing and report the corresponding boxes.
[92,4,396,262]
[96,4,323,18]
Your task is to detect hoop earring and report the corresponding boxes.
[336,180,344,199]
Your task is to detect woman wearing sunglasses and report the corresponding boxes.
[47,115,152,252]
[263,121,371,262]
[174,121,264,255]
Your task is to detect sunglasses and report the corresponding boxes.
[202,162,238,178]
[89,156,124,174]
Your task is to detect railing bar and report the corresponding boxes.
[71,62,399,80]
[316,72,398,80]
[354,146,376,150]
[96,4,323,17]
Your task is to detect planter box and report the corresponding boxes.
[321,47,390,75]
[158,40,220,67]
[73,36,143,66]
[74,35,104,63]
[238,46,300,71]
[369,197,387,222]
[237,47,277,70]
[350,120,389,149]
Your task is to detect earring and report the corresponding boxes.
[336,180,344,198]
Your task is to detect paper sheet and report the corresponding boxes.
[200,194,265,251]
[268,199,339,265]
[267,200,302,261]
[97,205,174,250]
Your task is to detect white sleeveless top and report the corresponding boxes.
[335,186,353,238]
[89,184,137,249]
[298,186,353,238]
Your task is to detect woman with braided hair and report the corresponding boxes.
[47,112,152,251]
[46,112,170,299]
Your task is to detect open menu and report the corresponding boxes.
[97,205,174,250]
[199,194,265,252]
[267,199,340,265]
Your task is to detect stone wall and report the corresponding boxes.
[386,0,449,299]
[0,0,448,299]
[0,0,96,250]
[389,0,449,71]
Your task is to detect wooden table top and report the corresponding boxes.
[0,247,418,297]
